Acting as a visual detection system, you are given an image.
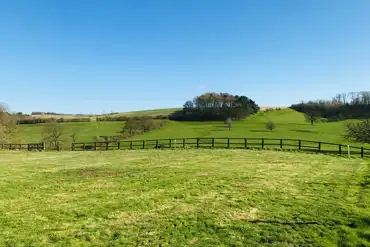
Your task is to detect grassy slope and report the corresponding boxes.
[16,108,370,148]
[17,121,124,143]
[130,109,370,147]
[0,150,369,246]
[107,108,181,117]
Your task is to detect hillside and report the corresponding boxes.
[15,108,370,149]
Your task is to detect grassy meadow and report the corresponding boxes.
[0,149,369,246]
[13,108,370,150]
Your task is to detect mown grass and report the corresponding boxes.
[0,149,369,246]
[15,108,370,149]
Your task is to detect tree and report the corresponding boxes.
[0,104,17,143]
[42,122,65,149]
[265,120,276,131]
[69,128,79,143]
[225,117,232,130]
[304,112,321,125]
[344,119,370,144]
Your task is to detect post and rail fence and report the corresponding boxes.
[1,138,369,159]
[71,137,370,159]
[0,142,45,151]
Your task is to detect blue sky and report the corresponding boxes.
[1,0,370,114]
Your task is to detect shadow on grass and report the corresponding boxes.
[250,130,270,133]
[292,129,318,133]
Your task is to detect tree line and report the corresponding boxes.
[169,92,260,121]
[290,91,370,122]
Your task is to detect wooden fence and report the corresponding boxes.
[72,138,370,159]
[0,143,45,151]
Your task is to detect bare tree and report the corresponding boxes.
[69,128,79,143]
[225,117,232,130]
[265,120,276,131]
[42,122,65,149]
[0,104,17,143]
[344,119,370,144]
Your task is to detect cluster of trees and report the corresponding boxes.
[291,92,370,122]
[96,115,168,122]
[170,92,260,121]
[120,117,168,139]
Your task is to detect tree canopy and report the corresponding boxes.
[170,92,259,121]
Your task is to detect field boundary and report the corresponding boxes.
[71,138,370,159]
[0,142,45,151]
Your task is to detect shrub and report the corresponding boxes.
[265,121,276,131]
[344,119,370,144]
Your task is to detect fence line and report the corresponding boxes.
[0,142,45,151]
[71,137,370,159]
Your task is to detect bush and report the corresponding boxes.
[120,117,168,139]
[344,119,370,144]
[265,121,276,131]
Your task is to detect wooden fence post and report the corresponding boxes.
[244,138,247,149]
[83,143,86,151]
[117,142,120,150]
[212,138,215,148]
[43,142,46,152]
[156,140,159,148]
[183,138,185,148]
[261,138,264,149]
[169,139,172,148]
[142,140,145,149]
[298,140,301,151]
[280,139,283,149]
[318,142,321,152]
[339,144,341,155]
[227,138,230,148]
[130,141,133,149]
[197,138,199,148]
[9,144,12,150]
[94,142,97,151]
[361,147,364,158]
[105,142,109,151]
[27,144,30,151]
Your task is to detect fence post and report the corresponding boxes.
[156,140,159,148]
[280,139,283,149]
[183,138,185,148]
[9,144,12,150]
[117,142,120,150]
[244,138,247,149]
[43,142,46,152]
[83,143,86,151]
[142,140,145,149]
[1,143,3,150]
[27,144,30,151]
[94,142,97,151]
[130,141,133,149]
[298,140,301,151]
[361,147,364,158]
[339,144,341,155]
[318,142,321,152]
[197,138,199,148]
[212,138,215,148]
[169,139,172,148]
[227,138,230,148]
[261,138,264,149]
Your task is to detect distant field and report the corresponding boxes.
[16,108,370,149]
[106,108,182,117]
[0,149,369,246]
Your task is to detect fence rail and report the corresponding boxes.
[72,138,370,159]
[0,143,45,151]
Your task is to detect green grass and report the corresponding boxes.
[16,121,124,143]
[15,108,370,149]
[0,149,369,246]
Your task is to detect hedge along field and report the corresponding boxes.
[0,149,369,246]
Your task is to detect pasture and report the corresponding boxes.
[0,149,369,246]
[15,109,370,149]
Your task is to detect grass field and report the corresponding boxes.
[15,108,370,149]
[0,149,369,246]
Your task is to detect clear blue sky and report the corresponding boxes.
[1,0,370,114]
